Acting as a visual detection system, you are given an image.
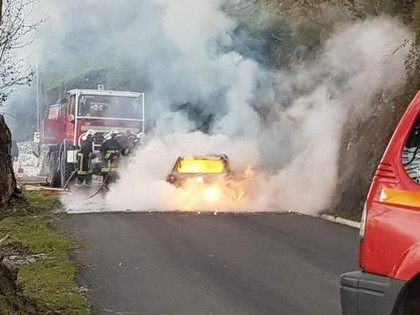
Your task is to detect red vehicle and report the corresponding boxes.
[40,86,145,187]
[340,92,420,314]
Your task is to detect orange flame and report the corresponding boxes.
[177,166,255,211]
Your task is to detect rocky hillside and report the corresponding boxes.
[255,0,420,218]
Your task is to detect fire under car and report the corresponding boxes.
[166,155,246,204]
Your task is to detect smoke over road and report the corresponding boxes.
[34,0,410,214]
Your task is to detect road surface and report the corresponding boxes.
[64,212,358,315]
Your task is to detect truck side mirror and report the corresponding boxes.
[68,115,75,123]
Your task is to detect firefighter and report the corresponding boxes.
[135,132,145,149]
[117,130,137,151]
[76,129,96,186]
[100,130,124,187]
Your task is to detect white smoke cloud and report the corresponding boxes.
[103,132,260,212]
[31,1,410,214]
[107,15,409,214]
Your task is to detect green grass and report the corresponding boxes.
[0,191,89,315]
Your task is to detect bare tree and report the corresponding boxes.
[0,0,39,207]
[0,0,40,103]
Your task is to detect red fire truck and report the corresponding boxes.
[40,86,145,187]
[340,92,420,314]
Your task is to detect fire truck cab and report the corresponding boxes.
[41,86,145,187]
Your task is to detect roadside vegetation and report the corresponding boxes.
[0,190,89,315]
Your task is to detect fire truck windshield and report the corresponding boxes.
[77,95,142,120]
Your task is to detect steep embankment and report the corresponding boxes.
[259,0,420,218]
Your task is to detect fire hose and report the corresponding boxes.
[63,169,78,191]
[85,175,109,200]
[86,151,127,199]
[62,167,110,200]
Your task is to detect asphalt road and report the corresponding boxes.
[65,212,359,315]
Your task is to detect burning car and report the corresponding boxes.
[166,155,246,204]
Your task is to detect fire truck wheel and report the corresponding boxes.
[49,150,61,188]
[60,142,75,186]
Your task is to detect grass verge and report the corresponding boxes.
[0,190,89,315]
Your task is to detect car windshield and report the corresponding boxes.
[177,158,226,174]
[77,95,142,119]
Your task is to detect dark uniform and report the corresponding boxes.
[76,136,95,185]
[100,136,123,186]
[100,130,136,188]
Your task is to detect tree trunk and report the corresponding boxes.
[0,114,17,208]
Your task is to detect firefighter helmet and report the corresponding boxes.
[104,129,120,140]
[136,132,145,145]
[81,129,96,141]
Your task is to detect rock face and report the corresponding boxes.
[0,253,18,295]
[332,93,412,218]
[0,114,18,207]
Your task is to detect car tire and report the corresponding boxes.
[49,150,61,188]
[60,141,75,187]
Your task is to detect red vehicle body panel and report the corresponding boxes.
[64,95,76,142]
[41,118,65,145]
[41,90,144,149]
[361,91,420,282]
